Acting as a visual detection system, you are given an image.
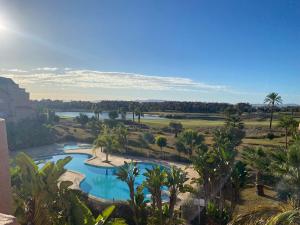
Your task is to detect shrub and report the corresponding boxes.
[206,201,230,225]
[266,132,275,140]
[143,132,155,144]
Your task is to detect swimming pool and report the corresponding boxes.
[63,143,92,150]
[38,153,168,201]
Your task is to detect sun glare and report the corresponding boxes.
[0,15,10,32]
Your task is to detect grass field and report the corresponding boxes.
[141,118,278,129]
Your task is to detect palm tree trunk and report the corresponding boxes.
[256,170,264,196]
[285,128,288,149]
[168,190,176,221]
[269,106,274,130]
[106,151,108,162]
[156,193,163,225]
[129,184,138,225]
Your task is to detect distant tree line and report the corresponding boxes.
[34,99,300,114]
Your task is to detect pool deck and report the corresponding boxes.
[62,148,198,206]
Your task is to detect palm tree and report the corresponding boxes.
[91,104,102,120]
[271,141,300,206]
[11,153,127,225]
[116,161,140,225]
[178,129,204,157]
[130,102,136,122]
[115,124,129,153]
[165,166,189,222]
[119,107,127,120]
[143,166,167,225]
[94,126,119,162]
[135,105,144,123]
[242,147,270,196]
[229,202,300,225]
[279,115,298,149]
[264,92,282,130]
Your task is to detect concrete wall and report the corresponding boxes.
[0,119,13,215]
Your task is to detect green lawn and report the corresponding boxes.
[141,118,278,129]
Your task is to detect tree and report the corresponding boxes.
[165,166,189,223]
[178,129,204,157]
[224,107,244,129]
[169,122,183,137]
[94,126,119,162]
[175,141,187,157]
[135,104,144,123]
[116,162,146,225]
[91,104,102,120]
[264,92,282,130]
[119,107,127,120]
[143,166,167,225]
[11,153,126,225]
[192,126,243,209]
[115,124,129,152]
[242,147,270,196]
[271,141,300,206]
[130,103,136,122]
[279,115,298,149]
[75,113,89,127]
[108,111,119,120]
[156,136,167,158]
[143,132,155,144]
[230,161,248,203]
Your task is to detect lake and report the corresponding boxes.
[56,111,163,120]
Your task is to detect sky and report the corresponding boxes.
[0,0,299,103]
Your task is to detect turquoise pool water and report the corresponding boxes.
[63,143,92,150]
[39,153,168,201]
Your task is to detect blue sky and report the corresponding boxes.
[0,0,299,103]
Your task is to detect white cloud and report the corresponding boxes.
[34,67,59,71]
[1,68,228,92]
[1,68,28,73]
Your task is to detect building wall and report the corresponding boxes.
[0,119,13,214]
[0,77,35,122]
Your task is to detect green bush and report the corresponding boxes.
[206,201,230,225]
[7,118,55,150]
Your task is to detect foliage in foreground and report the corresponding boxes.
[229,202,300,225]
[116,161,190,225]
[11,152,126,225]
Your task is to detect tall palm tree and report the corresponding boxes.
[91,104,102,120]
[279,115,298,149]
[165,166,189,222]
[135,105,144,123]
[130,102,136,122]
[143,166,167,225]
[116,161,140,225]
[264,92,282,130]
